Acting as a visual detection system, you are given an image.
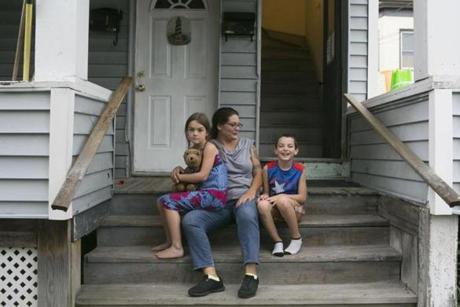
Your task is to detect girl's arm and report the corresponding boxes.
[268,168,307,204]
[236,145,263,206]
[177,142,218,184]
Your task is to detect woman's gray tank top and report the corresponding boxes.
[212,137,254,200]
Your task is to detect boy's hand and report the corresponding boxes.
[267,194,285,204]
[258,194,269,201]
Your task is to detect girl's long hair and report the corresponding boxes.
[210,107,239,139]
[185,112,211,146]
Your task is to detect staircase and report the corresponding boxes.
[260,33,323,159]
[76,179,417,306]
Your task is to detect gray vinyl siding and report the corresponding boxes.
[453,92,460,194]
[348,0,368,101]
[348,92,430,203]
[89,0,130,179]
[72,94,114,215]
[219,0,259,141]
[0,91,50,218]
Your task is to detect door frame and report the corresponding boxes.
[129,0,219,176]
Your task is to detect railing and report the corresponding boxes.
[344,93,460,207]
[51,77,133,211]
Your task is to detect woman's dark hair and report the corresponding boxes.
[185,112,211,138]
[210,107,239,139]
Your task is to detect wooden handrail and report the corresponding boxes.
[345,93,460,207]
[51,77,133,211]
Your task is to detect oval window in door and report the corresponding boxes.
[152,0,206,10]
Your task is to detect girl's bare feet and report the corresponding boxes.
[155,246,184,259]
[151,242,171,252]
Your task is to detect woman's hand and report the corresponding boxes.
[236,190,257,207]
[171,166,185,184]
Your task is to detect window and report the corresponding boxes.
[400,30,414,68]
[153,0,205,9]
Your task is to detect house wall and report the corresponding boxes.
[0,91,50,218]
[71,94,114,215]
[349,0,369,102]
[305,0,323,83]
[0,0,130,179]
[0,1,25,80]
[348,90,430,203]
[454,92,460,194]
[0,86,113,219]
[88,0,130,179]
[262,0,306,37]
[219,0,259,142]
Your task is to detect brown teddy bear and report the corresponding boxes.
[173,147,203,192]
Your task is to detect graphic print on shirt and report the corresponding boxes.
[266,161,304,196]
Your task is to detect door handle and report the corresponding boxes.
[135,71,145,91]
[135,84,145,91]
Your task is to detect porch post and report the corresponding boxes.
[414,1,459,306]
[414,0,460,80]
[34,0,89,81]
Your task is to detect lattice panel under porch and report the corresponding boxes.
[0,248,38,307]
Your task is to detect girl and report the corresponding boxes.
[257,134,307,256]
[152,113,227,259]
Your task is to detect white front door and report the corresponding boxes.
[134,0,219,173]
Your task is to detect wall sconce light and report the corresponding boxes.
[222,12,256,42]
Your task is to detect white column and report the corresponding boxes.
[35,0,89,81]
[366,0,379,99]
[414,0,460,80]
[428,89,453,215]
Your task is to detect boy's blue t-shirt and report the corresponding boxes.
[266,161,304,196]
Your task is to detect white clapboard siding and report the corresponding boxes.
[348,92,429,203]
[348,0,369,102]
[88,0,130,179]
[219,0,259,141]
[72,94,114,215]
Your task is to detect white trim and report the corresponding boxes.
[428,89,453,215]
[256,0,262,151]
[367,0,379,99]
[0,80,111,101]
[48,88,75,220]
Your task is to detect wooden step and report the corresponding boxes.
[76,281,417,307]
[84,245,401,285]
[109,187,381,215]
[97,214,389,247]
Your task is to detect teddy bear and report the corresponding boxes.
[173,147,203,192]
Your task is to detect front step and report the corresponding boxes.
[77,282,417,307]
[97,214,389,247]
[84,245,401,285]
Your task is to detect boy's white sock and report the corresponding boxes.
[284,237,302,255]
[272,241,284,257]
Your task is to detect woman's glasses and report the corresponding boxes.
[226,122,243,129]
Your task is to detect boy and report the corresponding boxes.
[257,134,307,256]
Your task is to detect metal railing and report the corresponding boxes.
[345,93,460,208]
[51,77,133,211]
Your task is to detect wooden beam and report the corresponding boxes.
[51,77,132,211]
[38,221,80,307]
[12,0,26,81]
[345,93,460,207]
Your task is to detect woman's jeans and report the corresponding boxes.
[182,198,260,270]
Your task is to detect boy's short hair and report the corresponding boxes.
[275,134,298,149]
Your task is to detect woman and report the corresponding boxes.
[178,107,262,298]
